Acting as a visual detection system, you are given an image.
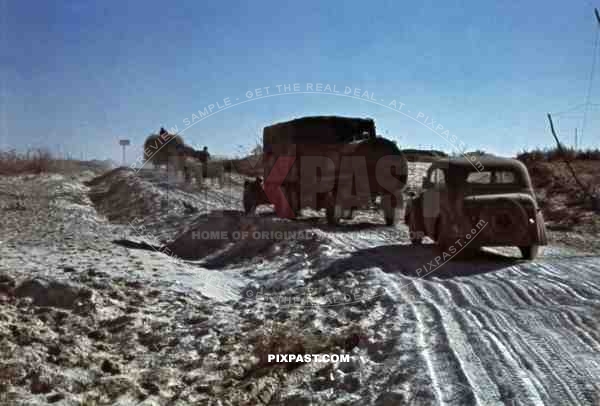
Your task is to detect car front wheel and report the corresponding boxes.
[519,245,539,260]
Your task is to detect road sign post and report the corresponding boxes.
[119,139,130,166]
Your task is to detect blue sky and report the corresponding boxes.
[2,0,600,162]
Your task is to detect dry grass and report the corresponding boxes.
[525,159,600,230]
[527,160,599,196]
[0,149,52,175]
[517,147,600,163]
[517,147,600,230]
[0,149,95,176]
[250,320,367,370]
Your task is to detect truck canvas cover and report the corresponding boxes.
[263,116,375,148]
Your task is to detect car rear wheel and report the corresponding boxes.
[519,245,539,260]
[411,235,423,245]
[435,217,451,254]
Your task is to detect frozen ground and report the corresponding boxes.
[0,164,599,405]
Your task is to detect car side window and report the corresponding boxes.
[493,171,516,184]
[429,168,446,186]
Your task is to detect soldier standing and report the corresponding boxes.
[201,146,210,178]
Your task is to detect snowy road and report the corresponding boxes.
[1,165,599,405]
[260,214,600,404]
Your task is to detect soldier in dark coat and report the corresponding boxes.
[199,146,210,178]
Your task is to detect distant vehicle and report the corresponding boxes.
[243,116,408,225]
[404,157,548,259]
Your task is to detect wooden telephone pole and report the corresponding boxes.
[582,8,600,148]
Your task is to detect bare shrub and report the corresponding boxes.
[0,149,93,176]
[517,147,600,163]
[0,149,52,175]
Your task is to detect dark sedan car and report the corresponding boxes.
[405,157,547,259]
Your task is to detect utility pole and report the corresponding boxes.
[582,8,600,148]
[575,128,578,150]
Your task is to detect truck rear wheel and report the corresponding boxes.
[326,205,342,225]
[382,193,402,226]
[282,184,300,217]
[342,208,354,220]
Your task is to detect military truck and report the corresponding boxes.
[243,116,408,225]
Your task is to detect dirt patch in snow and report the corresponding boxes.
[87,168,163,224]
[118,210,319,268]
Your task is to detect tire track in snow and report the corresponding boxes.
[413,280,503,405]
[460,291,593,404]
[360,249,600,405]
[372,272,439,405]
[465,306,548,405]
